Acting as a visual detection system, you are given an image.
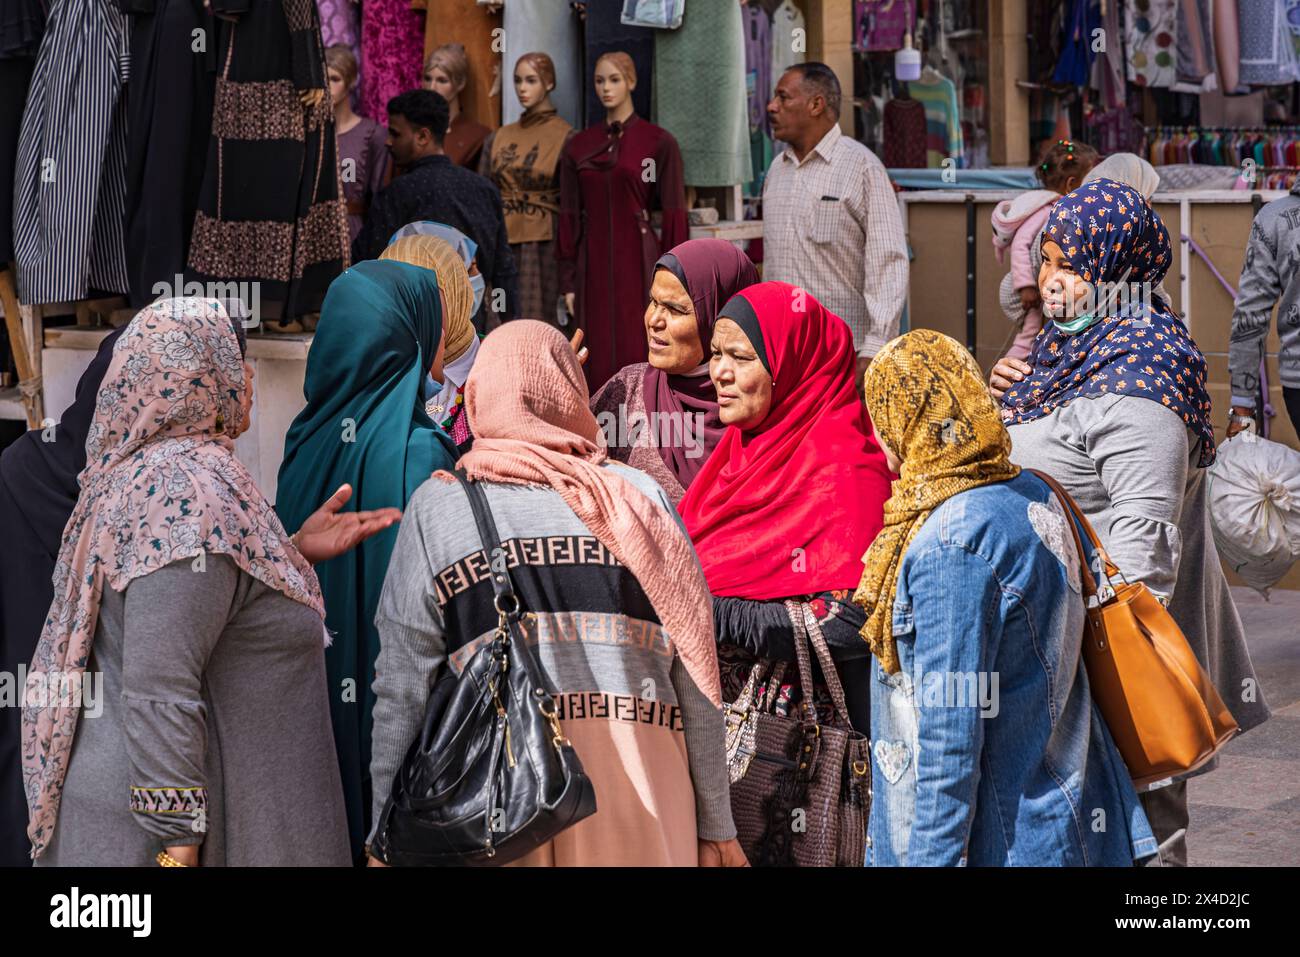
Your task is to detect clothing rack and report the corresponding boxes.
[1145,125,1300,171]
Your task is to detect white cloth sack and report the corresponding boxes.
[1208,431,1300,596]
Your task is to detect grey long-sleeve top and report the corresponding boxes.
[1007,393,1271,738]
[35,556,350,867]
[368,465,735,858]
[1229,190,1300,404]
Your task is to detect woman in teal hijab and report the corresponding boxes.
[277,259,458,861]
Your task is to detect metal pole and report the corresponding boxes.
[965,194,977,353]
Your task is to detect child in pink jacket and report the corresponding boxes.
[992,140,1098,358]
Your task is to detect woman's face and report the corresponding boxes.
[644,269,703,374]
[229,360,254,438]
[327,66,349,110]
[514,64,548,110]
[594,62,632,110]
[423,66,457,103]
[709,318,773,429]
[1038,239,1094,321]
[429,325,447,383]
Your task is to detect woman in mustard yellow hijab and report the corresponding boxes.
[852,329,1156,868]
[381,230,479,451]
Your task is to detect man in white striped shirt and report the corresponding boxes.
[763,63,908,379]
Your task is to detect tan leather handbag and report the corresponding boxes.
[1031,470,1239,787]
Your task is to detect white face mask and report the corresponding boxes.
[470,273,485,317]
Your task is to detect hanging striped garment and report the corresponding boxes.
[12,0,130,305]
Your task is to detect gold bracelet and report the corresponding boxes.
[156,850,190,868]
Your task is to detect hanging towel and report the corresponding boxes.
[653,0,750,186]
[1238,0,1298,86]
[771,0,805,81]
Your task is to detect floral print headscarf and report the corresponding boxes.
[1000,177,1216,467]
[21,299,324,859]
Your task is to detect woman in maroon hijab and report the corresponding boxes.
[589,238,758,505]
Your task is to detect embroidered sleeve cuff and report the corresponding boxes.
[130,785,208,815]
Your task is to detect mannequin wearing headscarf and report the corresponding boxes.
[1001,179,1270,866]
[379,230,480,452]
[679,282,893,734]
[590,239,758,505]
[277,259,458,861]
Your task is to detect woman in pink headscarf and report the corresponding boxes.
[23,298,399,867]
[367,320,746,867]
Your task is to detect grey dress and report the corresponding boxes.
[35,556,350,867]
[1006,393,1272,751]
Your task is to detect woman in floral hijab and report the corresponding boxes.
[23,299,398,866]
[995,180,1271,866]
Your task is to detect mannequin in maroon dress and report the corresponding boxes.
[558,51,688,390]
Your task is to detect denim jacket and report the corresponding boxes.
[867,472,1157,866]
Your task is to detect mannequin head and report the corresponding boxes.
[514,52,556,112]
[324,45,357,112]
[768,63,840,157]
[594,52,636,119]
[423,43,469,116]
[386,90,449,165]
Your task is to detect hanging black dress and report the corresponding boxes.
[0,0,45,264]
[118,0,216,306]
[186,0,348,322]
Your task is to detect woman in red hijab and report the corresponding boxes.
[679,281,892,735]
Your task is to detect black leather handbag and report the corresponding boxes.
[369,470,597,866]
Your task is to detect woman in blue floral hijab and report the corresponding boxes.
[1000,177,1216,467]
[995,177,1271,867]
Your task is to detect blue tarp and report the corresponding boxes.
[887,167,1040,190]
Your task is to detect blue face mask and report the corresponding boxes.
[470,272,485,316]
[1052,312,1102,334]
[422,372,439,400]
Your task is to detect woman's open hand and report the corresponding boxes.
[293,484,401,565]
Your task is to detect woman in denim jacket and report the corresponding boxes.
[854,330,1156,866]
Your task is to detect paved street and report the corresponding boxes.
[1187,588,1300,866]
